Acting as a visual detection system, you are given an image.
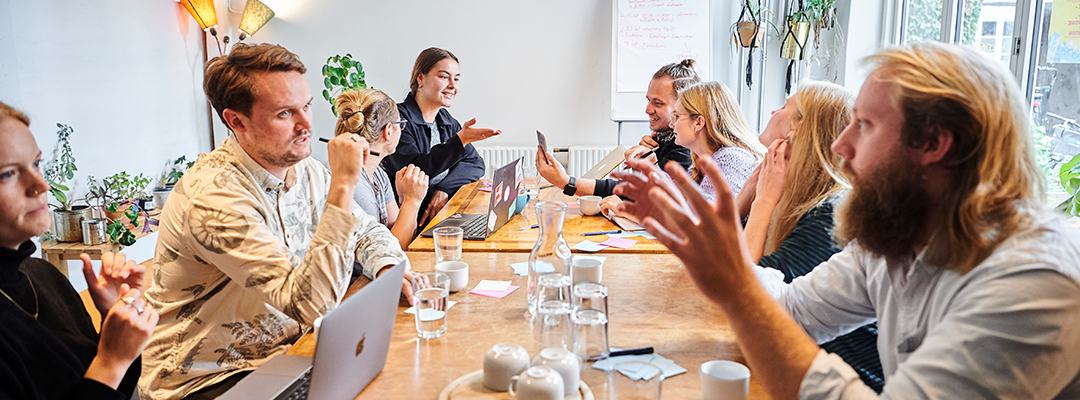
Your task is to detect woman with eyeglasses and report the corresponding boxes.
[335,89,428,250]
[669,81,765,200]
[383,47,501,226]
[0,101,157,399]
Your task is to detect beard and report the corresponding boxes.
[835,152,933,260]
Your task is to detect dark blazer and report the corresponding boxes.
[383,93,485,205]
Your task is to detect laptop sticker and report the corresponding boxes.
[488,210,498,232]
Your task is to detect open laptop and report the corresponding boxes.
[219,262,406,400]
[420,159,520,240]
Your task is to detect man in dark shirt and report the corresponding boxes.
[536,60,698,199]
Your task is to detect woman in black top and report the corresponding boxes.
[383,47,501,225]
[0,101,157,399]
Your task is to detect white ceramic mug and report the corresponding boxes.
[508,366,564,400]
[572,258,602,284]
[700,360,750,400]
[531,347,581,396]
[434,261,469,292]
[577,195,602,216]
[483,343,531,392]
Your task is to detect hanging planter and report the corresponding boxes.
[735,21,765,48]
[780,20,812,60]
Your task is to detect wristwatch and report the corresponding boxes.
[563,177,577,196]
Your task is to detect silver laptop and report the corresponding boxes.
[220,262,406,400]
[581,145,628,180]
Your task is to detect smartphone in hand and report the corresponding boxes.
[536,130,551,164]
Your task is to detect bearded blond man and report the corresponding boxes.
[613,42,1080,399]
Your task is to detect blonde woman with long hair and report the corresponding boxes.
[670,81,765,200]
[742,81,884,392]
[335,89,429,250]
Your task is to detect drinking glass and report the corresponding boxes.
[523,165,541,195]
[607,361,663,400]
[571,282,609,361]
[433,226,463,263]
[533,273,572,349]
[412,272,450,339]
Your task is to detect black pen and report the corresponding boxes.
[538,184,554,190]
[609,347,654,357]
[519,224,540,230]
[583,230,621,236]
[637,149,656,159]
[318,137,380,156]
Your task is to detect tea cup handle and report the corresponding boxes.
[508,376,520,397]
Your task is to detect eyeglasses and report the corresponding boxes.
[672,112,699,123]
[385,120,407,130]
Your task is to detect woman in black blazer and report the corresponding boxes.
[383,47,501,225]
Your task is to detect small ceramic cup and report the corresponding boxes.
[508,366,564,400]
[531,347,581,396]
[434,261,469,293]
[700,360,750,400]
[572,257,603,285]
[577,195,602,216]
[483,343,531,392]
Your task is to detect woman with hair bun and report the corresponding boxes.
[334,88,428,250]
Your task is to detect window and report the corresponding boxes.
[900,0,1078,200]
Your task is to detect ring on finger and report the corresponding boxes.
[122,296,135,305]
[350,134,361,143]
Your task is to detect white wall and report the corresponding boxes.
[1,0,212,192]
[0,0,213,274]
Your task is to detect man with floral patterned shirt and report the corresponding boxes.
[138,43,412,400]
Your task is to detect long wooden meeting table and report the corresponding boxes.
[287,251,767,399]
[409,181,670,253]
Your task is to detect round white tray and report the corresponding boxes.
[438,369,594,400]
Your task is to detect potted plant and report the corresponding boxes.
[321,53,367,116]
[1057,153,1080,217]
[43,123,91,242]
[153,155,193,210]
[86,172,150,246]
[780,0,839,93]
[731,1,778,48]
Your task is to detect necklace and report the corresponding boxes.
[0,273,39,319]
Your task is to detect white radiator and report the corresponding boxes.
[568,146,617,177]
[475,146,536,171]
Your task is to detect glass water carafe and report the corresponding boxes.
[527,201,573,316]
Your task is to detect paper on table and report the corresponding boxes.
[600,237,637,249]
[572,240,607,252]
[403,300,458,321]
[473,280,512,292]
[470,285,519,299]
[565,202,580,209]
[592,350,687,380]
[510,262,529,276]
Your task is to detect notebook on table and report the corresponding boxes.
[219,262,406,400]
[420,159,521,240]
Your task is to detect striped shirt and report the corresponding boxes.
[758,200,885,392]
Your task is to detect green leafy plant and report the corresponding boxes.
[159,155,193,187]
[86,172,151,245]
[43,123,79,211]
[1057,153,1080,217]
[321,53,367,116]
[789,0,836,25]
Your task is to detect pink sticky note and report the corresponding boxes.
[565,202,580,208]
[469,285,520,299]
[600,237,636,249]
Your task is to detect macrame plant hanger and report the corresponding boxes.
[781,0,810,94]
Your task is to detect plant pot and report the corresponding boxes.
[104,201,136,229]
[136,197,154,212]
[735,21,765,48]
[51,205,93,242]
[153,186,173,211]
[781,20,812,60]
